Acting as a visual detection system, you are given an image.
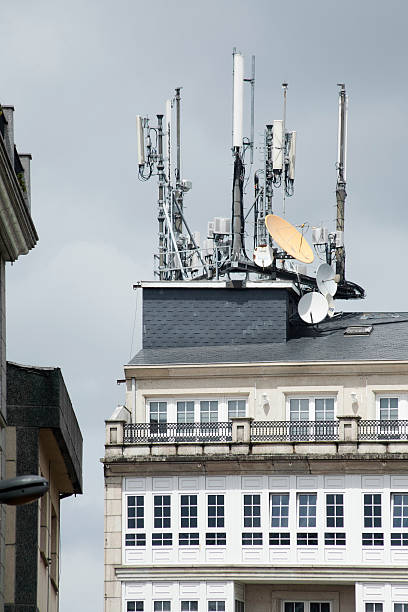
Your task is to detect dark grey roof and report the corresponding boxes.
[129,312,408,366]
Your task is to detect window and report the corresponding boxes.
[152,533,172,546]
[391,533,408,546]
[290,399,309,421]
[206,532,226,545]
[242,532,262,545]
[154,603,171,612]
[235,602,245,612]
[326,494,344,528]
[362,533,384,546]
[394,605,408,612]
[243,494,261,527]
[208,603,225,612]
[364,494,382,528]
[269,532,290,545]
[150,401,167,423]
[324,532,346,546]
[127,603,144,612]
[297,533,318,545]
[315,398,334,420]
[180,495,197,528]
[50,506,58,584]
[208,495,224,528]
[40,490,48,557]
[181,603,198,611]
[177,401,195,423]
[298,494,317,527]
[284,605,330,612]
[200,401,218,422]
[228,399,246,419]
[365,605,383,612]
[128,496,144,529]
[179,533,199,546]
[270,494,289,527]
[380,397,398,420]
[392,494,408,528]
[126,533,146,547]
[154,495,171,528]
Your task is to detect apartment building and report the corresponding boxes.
[0,103,38,608]
[103,281,408,612]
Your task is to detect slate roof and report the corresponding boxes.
[128,312,408,366]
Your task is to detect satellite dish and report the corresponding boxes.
[265,214,314,264]
[253,245,273,268]
[298,292,328,324]
[316,263,337,296]
[326,294,335,318]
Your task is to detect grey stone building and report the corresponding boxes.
[5,362,83,612]
[0,104,38,609]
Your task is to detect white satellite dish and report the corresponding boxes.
[253,245,273,268]
[298,292,329,324]
[326,294,335,318]
[316,263,337,297]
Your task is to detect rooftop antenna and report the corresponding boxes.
[336,83,347,283]
[282,83,288,215]
[231,49,246,262]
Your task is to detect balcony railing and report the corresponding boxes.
[124,422,232,443]
[358,419,408,440]
[122,420,408,444]
[250,420,339,441]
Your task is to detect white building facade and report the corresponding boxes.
[104,282,408,612]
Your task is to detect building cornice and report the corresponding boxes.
[0,133,38,261]
[125,360,408,379]
[114,564,408,583]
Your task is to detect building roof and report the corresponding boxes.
[128,312,408,366]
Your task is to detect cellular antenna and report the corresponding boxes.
[232,50,244,149]
[336,83,347,283]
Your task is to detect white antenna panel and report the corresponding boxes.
[335,230,344,247]
[253,245,273,268]
[207,221,215,238]
[136,115,145,166]
[312,227,328,245]
[232,52,244,148]
[214,217,223,233]
[288,131,296,180]
[165,99,172,175]
[272,120,283,170]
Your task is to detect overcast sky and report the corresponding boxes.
[1,0,408,609]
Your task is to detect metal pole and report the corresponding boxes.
[175,88,183,236]
[336,84,347,282]
[157,114,166,278]
[250,55,255,164]
[282,83,288,215]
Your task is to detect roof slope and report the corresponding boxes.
[129,312,408,366]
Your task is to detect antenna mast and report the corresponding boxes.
[336,84,347,283]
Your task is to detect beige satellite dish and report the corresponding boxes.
[265,214,314,264]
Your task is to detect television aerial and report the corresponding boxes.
[316,263,338,297]
[298,291,329,324]
[265,214,314,264]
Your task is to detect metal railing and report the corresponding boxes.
[124,422,232,443]
[251,420,339,442]
[358,419,408,440]
[123,420,408,444]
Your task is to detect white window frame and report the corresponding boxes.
[282,602,332,612]
[207,493,225,529]
[286,396,336,422]
[145,397,248,423]
[376,394,408,420]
